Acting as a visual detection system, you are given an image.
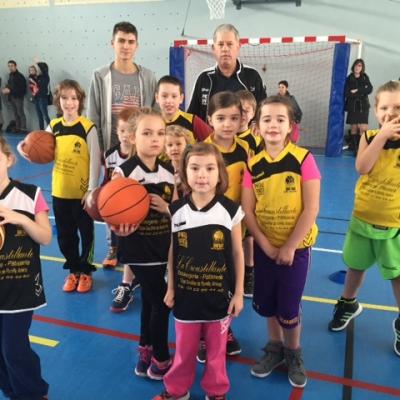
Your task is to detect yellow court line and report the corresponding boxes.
[302,295,399,313]
[40,254,397,312]
[29,335,59,347]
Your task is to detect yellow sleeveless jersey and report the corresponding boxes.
[50,116,94,199]
[165,110,197,144]
[205,135,249,204]
[353,129,400,228]
[248,142,318,248]
[238,128,261,158]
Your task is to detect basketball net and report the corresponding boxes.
[206,0,226,20]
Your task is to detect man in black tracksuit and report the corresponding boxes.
[2,60,27,133]
[187,24,266,122]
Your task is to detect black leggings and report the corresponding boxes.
[129,264,170,362]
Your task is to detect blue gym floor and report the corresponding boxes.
[2,133,399,400]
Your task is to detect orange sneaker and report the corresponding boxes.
[63,274,79,292]
[102,246,118,269]
[77,274,93,293]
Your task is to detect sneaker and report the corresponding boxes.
[205,396,226,400]
[77,274,93,293]
[251,341,284,378]
[393,318,400,356]
[134,346,153,377]
[328,299,363,331]
[196,340,206,363]
[244,269,254,298]
[102,246,118,268]
[110,284,133,313]
[130,277,140,292]
[62,273,79,292]
[226,328,241,356]
[153,391,190,400]
[147,357,172,380]
[284,347,307,388]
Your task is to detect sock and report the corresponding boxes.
[340,296,356,303]
[245,265,254,275]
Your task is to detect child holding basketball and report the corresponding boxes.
[112,107,175,380]
[0,136,51,400]
[155,75,212,143]
[242,95,321,388]
[328,80,400,357]
[49,80,101,293]
[154,142,244,400]
[102,107,140,312]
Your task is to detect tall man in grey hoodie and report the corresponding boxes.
[87,21,156,295]
[87,21,157,152]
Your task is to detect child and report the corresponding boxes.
[242,95,321,388]
[112,107,175,379]
[155,75,212,143]
[0,137,51,400]
[278,80,303,143]
[328,80,400,357]
[28,65,39,102]
[236,89,261,157]
[202,91,249,360]
[236,89,261,297]
[23,79,101,293]
[102,107,140,312]
[153,142,244,400]
[165,124,191,197]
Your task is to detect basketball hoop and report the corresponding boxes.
[206,0,226,20]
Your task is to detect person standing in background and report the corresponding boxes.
[2,60,27,134]
[87,21,158,269]
[33,61,51,130]
[187,24,266,122]
[344,59,373,155]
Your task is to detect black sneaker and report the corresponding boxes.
[393,318,400,356]
[196,340,206,363]
[244,269,254,298]
[328,299,363,331]
[130,277,140,292]
[226,328,241,356]
[110,283,133,313]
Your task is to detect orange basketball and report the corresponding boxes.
[97,178,150,226]
[22,130,55,164]
[84,187,104,222]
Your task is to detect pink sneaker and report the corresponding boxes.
[147,357,172,380]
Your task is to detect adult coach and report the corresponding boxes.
[87,21,157,152]
[187,24,266,121]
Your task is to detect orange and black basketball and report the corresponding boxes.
[97,178,150,226]
[22,130,55,164]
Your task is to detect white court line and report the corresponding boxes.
[313,247,343,254]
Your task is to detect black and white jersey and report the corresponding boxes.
[103,143,130,182]
[169,194,244,322]
[0,180,46,313]
[115,155,175,265]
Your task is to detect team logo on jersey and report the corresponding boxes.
[396,155,400,168]
[211,230,224,251]
[254,181,264,196]
[163,185,172,200]
[15,227,27,237]
[285,175,296,193]
[73,141,81,154]
[178,231,188,248]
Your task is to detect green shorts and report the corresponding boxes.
[343,217,400,280]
